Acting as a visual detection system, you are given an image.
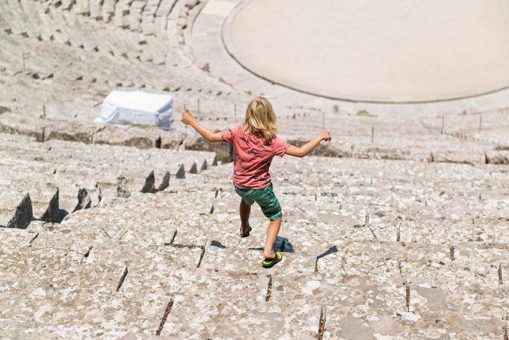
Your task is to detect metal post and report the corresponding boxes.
[42,104,46,119]
[197,98,200,114]
[371,126,375,143]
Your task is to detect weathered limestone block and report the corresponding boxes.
[41,189,61,223]
[157,171,170,191]
[431,150,485,165]
[141,170,156,193]
[176,164,185,179]
[2,194,33,229]
[44,120,97,144]
[161,131,187,149]
[73,188,92,212]
[485,150,509,164]
[353,146,407,161]
[184,135,230,161]
[0,112,44,138]
[93,125,159,149]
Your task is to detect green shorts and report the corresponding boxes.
[235,183,282,221]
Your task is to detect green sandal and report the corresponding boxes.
[262,252,283,269]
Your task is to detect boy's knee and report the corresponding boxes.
[268,210,282,221]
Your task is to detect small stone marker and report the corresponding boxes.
[6,193,33,229]
[212,155,218,166]
[141,170,155,193]
[41,188,61,223]
[176,164,185,179]
[157,171,170,192]
[189,162,198,174]
[73,188,91,212]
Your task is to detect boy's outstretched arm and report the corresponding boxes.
[181,110,223,142]
[286,131,331,158]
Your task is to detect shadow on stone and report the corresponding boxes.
[210,240,226,249]
[275,236,295,253]
[248,236,295,253]
[316,245,338,261]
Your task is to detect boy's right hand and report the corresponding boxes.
[181,110,194,125]
[319,131,331,142]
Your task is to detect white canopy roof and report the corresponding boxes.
[96,91,173,129]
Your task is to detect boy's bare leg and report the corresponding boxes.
[263,218,281,259]
[239,199,251,236]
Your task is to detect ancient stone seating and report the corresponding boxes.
[420,108,509,149]
[1,146,507,337]
[0,133,215,229]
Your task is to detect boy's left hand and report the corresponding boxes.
[181,110,194,125]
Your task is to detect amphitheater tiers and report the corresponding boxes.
[0,0,509,338]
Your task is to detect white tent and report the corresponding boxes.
[96,91,173,129]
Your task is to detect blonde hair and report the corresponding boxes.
[243,97,277,141]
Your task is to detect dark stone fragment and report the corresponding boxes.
[201,159,207,171]
[176,164,185,179]
[73,188,91,212]
[6,193,33,229]
[157,171,170,192]
[41,189,61,223]
[141,170,155,193]
[189,162,198,174]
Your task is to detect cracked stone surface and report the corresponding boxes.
[1,131,508,338]
[0,0,508,338]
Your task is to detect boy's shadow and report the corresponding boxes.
[248,236,295,253]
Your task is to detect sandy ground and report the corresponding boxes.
[226,0,509,103]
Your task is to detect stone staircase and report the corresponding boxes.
[1,135,507,337]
